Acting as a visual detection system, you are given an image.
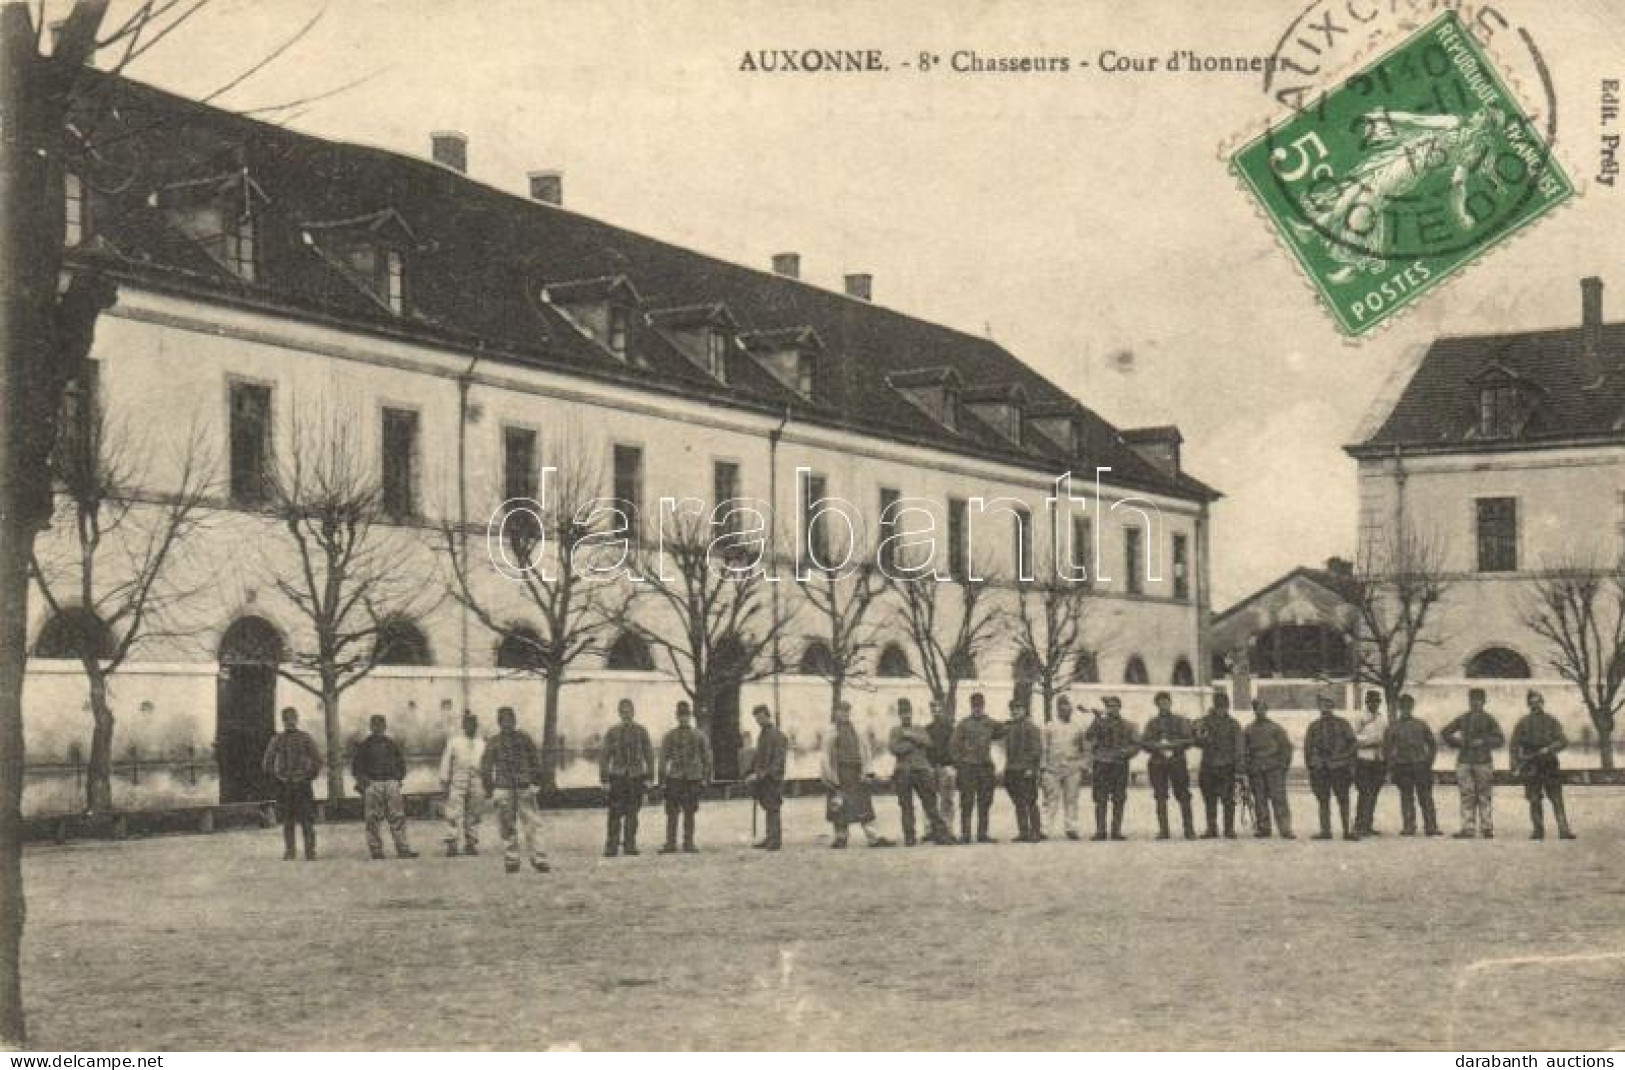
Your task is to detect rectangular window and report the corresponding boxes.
[947,496,969,579]
[64,172,86,247]
[878,487,901,570]
[58,358,100,477]
[1125,527,1144,596]
[502,426,538,502]
[1476,497,1518,572]
[713,460,741,535]
[381,407,419,519]
[796,353,816,398]
[613,443,643,545]
[708,331,729,381]
[385,250,404,313]
[1172,533,1190,601]
[228,214,256,282]
[228,381,273,506]
[801,471,829,566]
[1013,505,1033,579]
[608,307,629,359]
[1070,514,1093,583]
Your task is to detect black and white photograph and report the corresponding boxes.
[0,0,1622,1055]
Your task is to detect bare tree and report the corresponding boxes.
[264,409,440,802]
[444,437,625,793]
[888,564,1005,717]
[1349,522,1450,716]
[28,407,214,812]
[798,558,889,715]
[616,508,795,756]
[1522,553,1625,770]
[1012,567,1094,723]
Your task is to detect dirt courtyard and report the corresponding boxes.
[18,785,1625,1050]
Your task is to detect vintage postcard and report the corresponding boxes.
[0,0,1622,1056]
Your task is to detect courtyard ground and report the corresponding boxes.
[17,785,1625,1051]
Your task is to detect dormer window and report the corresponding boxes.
[650,303,738,383]
[304,208,418,316]
[545,275,644,364]
[962,383,1027,445]
[158,173,263,282]
[1028,404,1084,458]
[742,326,824,400]
[64,171,86,247]
[888,366,964,432]
[1469,364,1539,440]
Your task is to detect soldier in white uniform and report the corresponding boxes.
[439,711,486,857]
[1041,695,1091,840]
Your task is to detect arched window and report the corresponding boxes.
[1465,646,1531,678]
[1171,658,1195,686]
[1124,655,1149,685]
[800,640,835,677]
[1073,650,1100,684]
[33,607,113,661]
[876,642,911,678]
[604,631,654,671]
[496,625,545,671]
[374,617,431,666]
[949,648,978,680]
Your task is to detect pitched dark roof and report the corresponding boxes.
[66,72,1216,502]
[1349,320,1625,454]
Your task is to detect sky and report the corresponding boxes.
[100,0,1625,607]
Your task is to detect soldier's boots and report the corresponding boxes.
[1109,800,1127,841]
[661,813,681,853]
[1554,798,1576,839]
[682,812,698,852]
[303,829,317,862]
[1091,801,1109,841]
[606,814,623,857]
[283,827,298,861]
[1223,805,1237,839]
[445,841,460,858]
[1179,799,1197,839]
[1155,800,1171,840]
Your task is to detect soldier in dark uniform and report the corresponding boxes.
[1304,693,1359,840]
[599,698,655,857]
[925,699,957,827]
[950,692,1005,843]
[1509,690,1576,841]
[1084,696,1138,841]
[1003,698,1044,842]
[889,698,951,845]
[1243,700,1294,839]
[1141,691,1197,840]
[657,701,713,854]
[1194,690,1243,838]
[1384,694,1441,836]
[744,704,788,850]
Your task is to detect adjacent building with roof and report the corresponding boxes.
[24,74,1219,812]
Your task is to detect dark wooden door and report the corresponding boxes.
[217,663,277,802]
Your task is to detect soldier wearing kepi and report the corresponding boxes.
[1352,689,1389,837]
[950,692,1006,843]
[1041,694,1090,840]
[480,706,550,874]
[743,705,787,850]
[1384,694,1442,836]
[351,714,418,860]
[1194,690,1244,838]
[1084,696,1139,841]
[1303,693,1359,841]
[1509,690,1576,841]
[1243,700,1294,839]
[1441,687,1505,839]
[261,707,322,861]
[925,699,958,829]
[438,710,485,857]
[889,698,952,846]
[599,698,655,857]
[1140,691,1197,840]
[657,701,713,854]
[1003,698,1045,843]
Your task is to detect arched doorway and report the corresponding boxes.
[217,616,284,803]
[710,636,748,781]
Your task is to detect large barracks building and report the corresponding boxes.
[24,74,1218,813]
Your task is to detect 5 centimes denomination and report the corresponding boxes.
[1232,11,1575,337]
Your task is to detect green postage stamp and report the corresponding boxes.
[1232,12,1574,337]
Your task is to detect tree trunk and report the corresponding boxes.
[84,671,113,813]
[539,673,561,795]
[0,520,32,1047]
[1595,719,1615,771]
[830,675,844,717]
[321,681,344,801]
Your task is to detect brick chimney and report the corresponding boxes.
[431,131,468,173]
[528,170,562,206]
[771,253,801,279]
[1582,275,1604,351]
[844,273,872,301]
